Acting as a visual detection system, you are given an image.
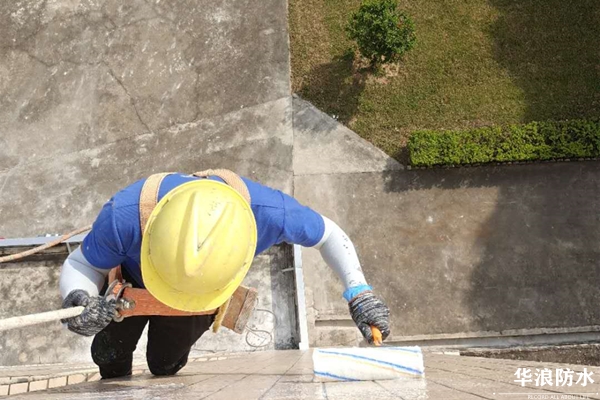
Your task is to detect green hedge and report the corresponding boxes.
[408,119,600,167]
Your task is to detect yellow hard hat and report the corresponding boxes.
[140,180,257,312]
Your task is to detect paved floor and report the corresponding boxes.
[4,350,600,399]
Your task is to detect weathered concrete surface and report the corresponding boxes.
[0,0,295,366]
[0,262,93,365]
[298,165,600,341]
[1,96,293,236]
[7,350,600,399]
[293,99,600,346]
[0,0,289,168]
[292,96,402,175]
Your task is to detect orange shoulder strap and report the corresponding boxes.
[193,169,251,204]
[139,173,172,234]
[108,172,170,284]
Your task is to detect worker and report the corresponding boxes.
[59,171,390,379]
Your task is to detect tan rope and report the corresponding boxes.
[0,225,92,264]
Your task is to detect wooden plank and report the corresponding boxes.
[222,286,258,333]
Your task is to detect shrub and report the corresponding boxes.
[408,120,600,167]
[347,0,416,65]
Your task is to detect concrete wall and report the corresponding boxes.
[0,261,91,365]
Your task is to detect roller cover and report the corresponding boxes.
[313,347,425,381]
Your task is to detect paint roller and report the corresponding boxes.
[313,327,425,381]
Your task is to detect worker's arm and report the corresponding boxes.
[311,216,390,343]
[59,249,116,336]
[59,247,109,299]
[275,188,390,343]
[60,198,126,300]
[59,200,125,336]
[312,216,369,299]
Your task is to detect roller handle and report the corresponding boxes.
[0,307,85,332]
[371,325,383,346]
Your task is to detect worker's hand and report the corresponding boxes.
[348,291,391,344]
[61,290,116,337]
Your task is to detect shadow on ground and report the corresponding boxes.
[296,50,366,125]
[381,162,600,333]
[463,344,600,366]
[489,0,600,121]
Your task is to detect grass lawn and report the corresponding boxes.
[289,0,600,163]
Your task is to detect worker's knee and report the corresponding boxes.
[92,339,131,365]
[148,355,189,376]
[92,350,133,379]
[91,338,135,379]
[92,347,119,365]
